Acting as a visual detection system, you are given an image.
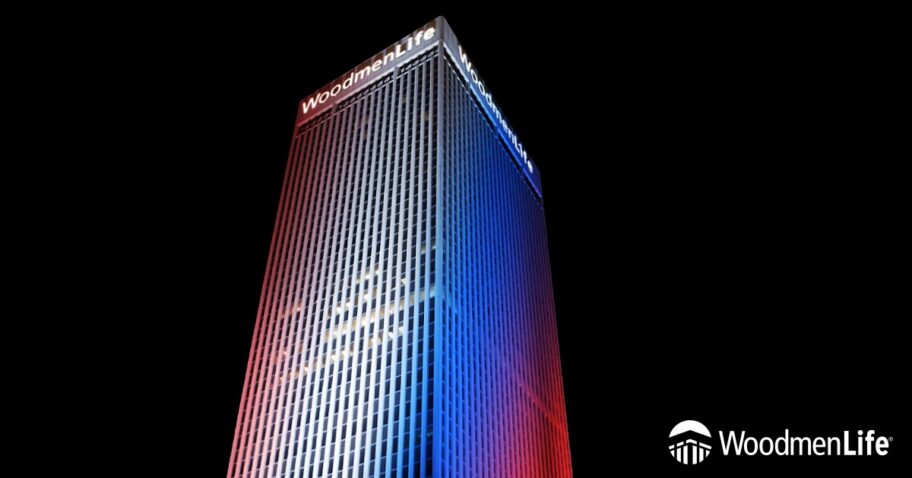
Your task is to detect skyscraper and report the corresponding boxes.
[227,17,572,478]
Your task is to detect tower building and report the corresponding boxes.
[227,17,572,478]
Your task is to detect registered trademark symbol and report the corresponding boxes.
[889,437,894,442]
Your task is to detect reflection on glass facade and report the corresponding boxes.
[227,17,571,478]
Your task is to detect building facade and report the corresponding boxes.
[227,17,571,478]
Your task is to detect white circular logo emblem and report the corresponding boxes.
[669,420,712,465]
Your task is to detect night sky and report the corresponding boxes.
[145,7,904,475]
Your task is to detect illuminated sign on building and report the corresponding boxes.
[297,22,437,122]
[455,45,532,174]
[294,17,541,197]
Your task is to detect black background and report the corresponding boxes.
[132,5,906,475]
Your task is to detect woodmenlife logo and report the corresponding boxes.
[668,420,892,466]
[669,420,712,465]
